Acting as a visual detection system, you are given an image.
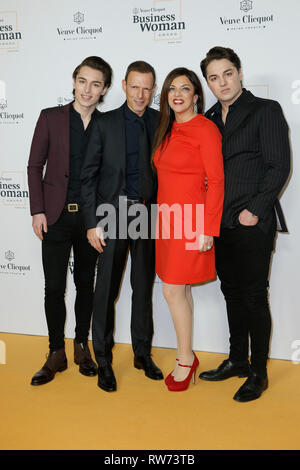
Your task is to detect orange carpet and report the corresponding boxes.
[0,332,299,450]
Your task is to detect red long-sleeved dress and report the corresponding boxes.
[153,114,224,284]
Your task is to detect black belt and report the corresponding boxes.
[65,203,80,212]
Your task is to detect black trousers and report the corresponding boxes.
[42,209,98,352]
[92,207,155,366]
[215,220,276,376]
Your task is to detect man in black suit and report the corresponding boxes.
[199,47,290,401]
[81,61,163,392]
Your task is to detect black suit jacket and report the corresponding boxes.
[205,90,290,233]
[81,103,159,229]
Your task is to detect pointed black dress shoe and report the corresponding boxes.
[134,356,163,380]
[233,373,268,402]
[97,362,117,392]
[199,359,250,381]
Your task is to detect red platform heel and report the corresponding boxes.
[165,358,179,386]
[167,352,199,392]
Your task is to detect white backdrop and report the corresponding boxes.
[0,0,299,361]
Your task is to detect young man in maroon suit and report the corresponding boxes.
[27,56,112,385]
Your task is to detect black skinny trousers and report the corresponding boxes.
[42,209,98,352]
[215,221,276,376]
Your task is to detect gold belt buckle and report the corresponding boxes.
[67,203,79,212]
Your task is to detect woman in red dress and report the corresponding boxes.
[152,68,224,391]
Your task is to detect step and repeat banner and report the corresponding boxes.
[1,0,299,361]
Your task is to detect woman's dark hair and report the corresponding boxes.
[152,67,204,163]
[200,46,241,80]
[72,56,113,103]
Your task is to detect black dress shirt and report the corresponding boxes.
[210,89,246,136]
[66,104,95,204]
[123,102,151,200]
[208,90,252,228]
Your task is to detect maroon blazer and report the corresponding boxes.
[27,103,100,226]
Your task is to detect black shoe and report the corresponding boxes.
[74,340,98,377]
[31,349,67,386]
[134,355,163,380]
[199,359,250,381]
[233,373,268,402]
[97,362,117,392]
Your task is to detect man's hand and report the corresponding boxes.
[199,234,214,252]
[32,213,48,240]
[239,209,259,226]
[87,227,106,253]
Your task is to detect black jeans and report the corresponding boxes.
[42,209,98,352]
[215,221,276,376]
